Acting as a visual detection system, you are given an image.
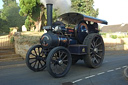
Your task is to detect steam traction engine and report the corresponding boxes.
[26,4,108,78]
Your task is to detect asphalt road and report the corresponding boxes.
[0,51,128,85]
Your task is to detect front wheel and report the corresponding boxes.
[46,46,72,78]
[26,45,48,72]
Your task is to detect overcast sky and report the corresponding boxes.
[94,0,128,25]
[0,0,128,25]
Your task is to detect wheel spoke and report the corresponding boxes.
[62,55,67,60]
[38,47,41,56]
[60,52,64,58]
[95,53,101,59]
[55,65,58,73]
[92,39,96,47]
[63,60,68,62]
[40,57,45,61]
[40,49,43,55]
[90,47,93,50]
[95,37,99,44]
[96,42,102,47]
[29,57,36,59]
[91,42,94,48]
[93,57,99,64]
[51,59,57,64]
[98,49,103,52]
[59,65,65,71]
[58,51,61,58]
[30,60,36,64]
[33,60,37,68]
[90,52,93,55]
[30,53,36,56]
[34,49,38,56]
[39,60,43,68]
[37,61,40,69]
[63,63,68,66]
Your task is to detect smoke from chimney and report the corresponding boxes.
[40,0,71,14]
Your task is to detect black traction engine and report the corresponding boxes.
[26,4,108,78]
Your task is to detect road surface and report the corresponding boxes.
[0,51,128,85]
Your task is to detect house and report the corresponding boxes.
[101,23,128,33]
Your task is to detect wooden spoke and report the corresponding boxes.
[30,53,36,56]
[34,49,37,56]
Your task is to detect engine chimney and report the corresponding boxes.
[47,4,53,27]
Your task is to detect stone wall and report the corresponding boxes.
[14,36,40,58]
[14,37,128,58]
[104,38,128,50]
[15,43,32,58]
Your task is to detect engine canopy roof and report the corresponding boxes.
[59,12,108,25]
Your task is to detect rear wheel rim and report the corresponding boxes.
[89,36,104,66]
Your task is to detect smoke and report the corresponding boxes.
[40,0,72,14]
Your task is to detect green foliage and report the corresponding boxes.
[10,36,14,43]
[0,18,9,33]
[19,0,38,16]
[71,0,99,17]
[0,0,26,33]
[110,35,117,39]
[100,32,106,36]
[25,16,35,30]
[19,0,46,31]
[19,0,99,31]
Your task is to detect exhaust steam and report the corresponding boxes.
[40,0,71,14]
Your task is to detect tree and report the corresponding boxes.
[19,0,46,32]
[0,0,26,33]
[0,18,8,33]
[19,0,98,32]
[71,0,99,17]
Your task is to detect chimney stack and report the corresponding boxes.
[46,4,53,27]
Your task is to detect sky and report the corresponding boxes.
[94,0,128,25]
[0,0,128,25]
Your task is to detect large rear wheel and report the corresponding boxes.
[46,46,72,78]
[83,33,105,68]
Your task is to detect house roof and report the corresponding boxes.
[101,23,128,32]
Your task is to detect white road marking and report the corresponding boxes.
[103,61,108,64]
[107,70,114,72]
[72,65,127,84]
[115,67,121,70]
[122,66,127,68]
[97,72,105,75]
[72,79,83,83]
[85,75,95,79]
